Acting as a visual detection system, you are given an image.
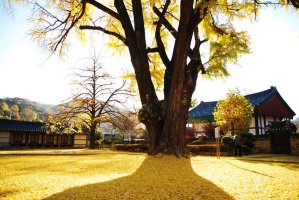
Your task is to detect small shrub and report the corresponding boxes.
[203,137,215,142]
[185,138,198,145]
[130,139,137,144]
[220,134,255,155]
[240,133,255,154]
[221,136,234,147]
[113,139,125,144]
[112,144,148,152]
[241,145,251,154]
[95,132,104,148]
[103,138,112,145]
[221,136,234,154]
[240,133,255,147]
[190,140,204,145]
[187,144,215,155]
[187,144,226,155]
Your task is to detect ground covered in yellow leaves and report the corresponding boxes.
[0,149,298,199]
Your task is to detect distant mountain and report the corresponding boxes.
[0,97,57,121]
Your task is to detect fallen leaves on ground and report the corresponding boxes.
[0,149,298,199]
[191,156,299,199]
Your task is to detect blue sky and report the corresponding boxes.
[0,4,299,118]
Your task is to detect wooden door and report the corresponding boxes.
[270,134,291,154]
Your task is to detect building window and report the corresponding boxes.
[61,135,68,145]
[46,135,54,145]
[12,133,23,144]
[30,134,39,144]
[186,123,193,128]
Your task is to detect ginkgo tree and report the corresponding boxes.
[11,0,297,156]
[213,90,254,135]
[0,102,10,118]
[47,54,131,148]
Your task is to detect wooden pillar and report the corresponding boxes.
[69,135,72,147]
[58,134,61,147]
[9,132,13,144]
[42,133,45,147]
[259,115,262,136]
[71,135,75,147]
[86,134,88,148]
[25,132,29,146]
[263,115,267,135]
[255,114,259,137]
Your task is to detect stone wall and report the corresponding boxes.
[291,137,299,155]
[253,137,299,155]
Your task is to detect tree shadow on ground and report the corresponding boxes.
[223,160,275,178]
[235,158,299,171]
[44,156,232,200]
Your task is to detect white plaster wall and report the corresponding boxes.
[248,117,256,135]
[0,131,10,143]
[265,116,275,125]
[74,134,88,148]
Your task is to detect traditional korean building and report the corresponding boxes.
[0,119,88,148]
[188,87,296,137]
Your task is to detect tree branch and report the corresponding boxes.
[155,0,171,69]
[132,0,147,51]
[84,0,120,20]
[114,0,135,48]
[146,47,159,54]
[153,6,178,39]
[53,1,87,51]
[80,25,128,45]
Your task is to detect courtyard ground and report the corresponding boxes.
[0,149,298,199]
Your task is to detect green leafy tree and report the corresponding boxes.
[9,0,297,156]
[213,90,254,135]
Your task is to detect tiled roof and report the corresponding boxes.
[244,87,278,107]
[189,101,217,119]
[188,86,293,121]
[0,119,46,133]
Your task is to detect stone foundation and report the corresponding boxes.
[253,137,299,155]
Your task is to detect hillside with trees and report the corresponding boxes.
[0,97,56,121]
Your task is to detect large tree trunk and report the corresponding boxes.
[89,124,96,149]
[150,1,196,156]
[145,78,192,156]
[116,0,198,156]
[149,69,193,156]
[89,113,96,149]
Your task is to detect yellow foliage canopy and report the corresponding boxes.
[7,0,297,98]
[25,0,260,94]
[213,90,254,134]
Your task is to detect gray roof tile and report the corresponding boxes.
[189,87,292,120]
[0,119,46,133]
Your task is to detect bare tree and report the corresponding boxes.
[52,54,131,149]
[108,111,140,139]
